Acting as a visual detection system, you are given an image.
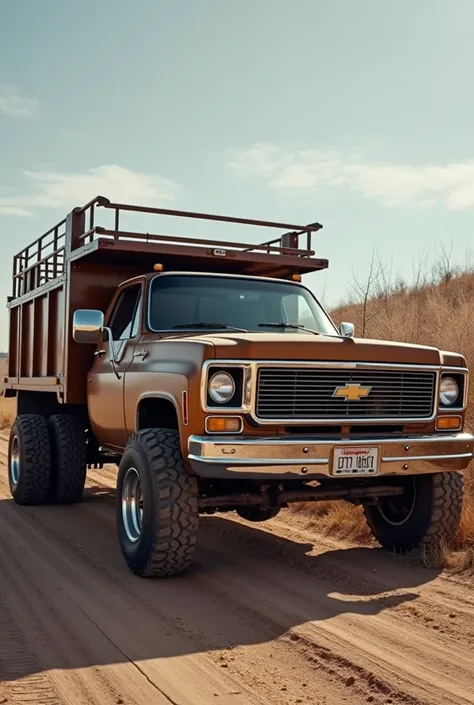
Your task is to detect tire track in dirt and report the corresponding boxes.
[259,511,474,642]
[1,445,474,704]
[0,457,352,705]
[0,588,61,705]
[86,466,474,704]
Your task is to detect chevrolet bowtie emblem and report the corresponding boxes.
[332,383,372,401]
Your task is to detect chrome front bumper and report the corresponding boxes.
[187,433,474,480]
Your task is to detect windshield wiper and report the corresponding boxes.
[258,322,321,336]
[173,322,247,332]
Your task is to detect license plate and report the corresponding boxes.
[332,447,379,476]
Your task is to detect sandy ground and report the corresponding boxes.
[1,437,474,705]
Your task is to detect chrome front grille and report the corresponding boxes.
[256,367,436,421]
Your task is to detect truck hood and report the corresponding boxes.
[188,332,465,367]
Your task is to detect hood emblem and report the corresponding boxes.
[333,383,372,401]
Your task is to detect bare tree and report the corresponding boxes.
[351,248,386,337]
[436,240,461,287]
[411,243,431,292]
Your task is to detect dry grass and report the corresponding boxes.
[442,544,474,576]
[291,500,373,543]
[0,359,14,432]
[0,398,15,431]
[452,471,474,571]
[295,266,474,573]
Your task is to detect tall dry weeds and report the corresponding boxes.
[0,359,14,432]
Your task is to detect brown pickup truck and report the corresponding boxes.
[3,196,473,577]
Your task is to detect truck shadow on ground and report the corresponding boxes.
[0,485,441,683]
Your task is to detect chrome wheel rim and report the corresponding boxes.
[10,435,20,487]
[378,477,417,526]
[121,467,143,543]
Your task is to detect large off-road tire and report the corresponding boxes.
[364,471,463,553]
[117,428,199,578]
[236,506,281,522]
[8,414,51,505]
[48,414,87,504]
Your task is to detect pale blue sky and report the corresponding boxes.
[1,0,474,348]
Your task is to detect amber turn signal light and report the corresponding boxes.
[153,263,164,271]
[205,416,243,433]
[436,415,462,431]
[291,273,301,282]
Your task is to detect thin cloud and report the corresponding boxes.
[0,165,179,217]
[0,85,39,117]
[229,143,474,210]
[0,205,33,217]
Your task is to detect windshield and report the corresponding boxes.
[148,274,337,335]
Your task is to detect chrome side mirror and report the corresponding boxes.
[339,321,355,338]
[73,309,105,344]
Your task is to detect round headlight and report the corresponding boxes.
[439,377,459,406]
[209,372,235,404]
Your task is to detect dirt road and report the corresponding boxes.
[1,437,473,705]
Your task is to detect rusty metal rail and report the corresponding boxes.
[78,197,323,254]
[79,227,317,257]
[100,199,321,231]
[12,218,66,298]
[11,195,324,299]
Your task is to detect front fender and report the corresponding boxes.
[126,374,194,458]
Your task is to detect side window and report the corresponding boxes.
[131,296,141,338]
[109,284,142,341]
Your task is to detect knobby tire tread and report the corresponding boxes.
[49,414,87,504]
[9,414,51,505]
[123,429,199,578]
[364,471,463,553]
